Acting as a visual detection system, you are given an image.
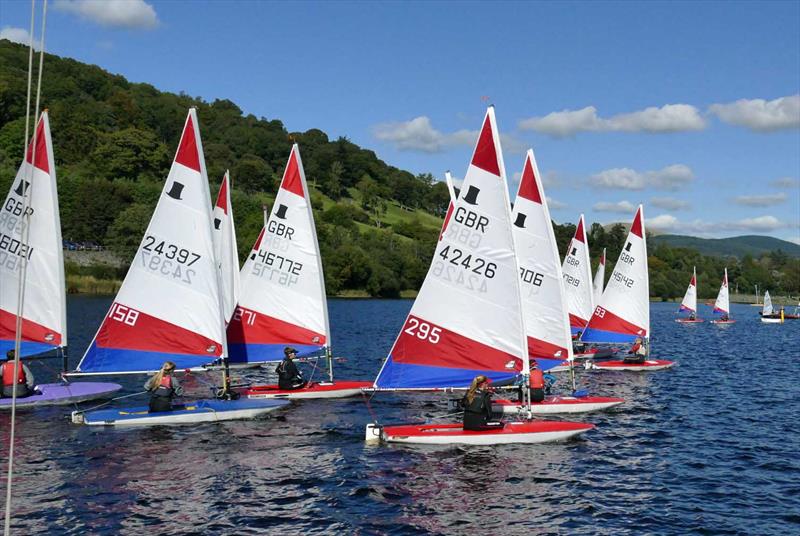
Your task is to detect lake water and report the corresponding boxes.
[1,298,798,535]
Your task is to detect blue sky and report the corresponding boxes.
[2,0,799,242]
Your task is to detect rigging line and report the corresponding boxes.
[5,3,47,535]
[72,390,150,415]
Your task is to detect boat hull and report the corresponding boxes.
[73,398,289,426]
[244,380,373,399]
[587,359,675,371]
[710,320,736,325]
[492,395,624,414]
[675,318,704,323]
[548,347,616,372]
[760,317,783,324]
[374,421,594,445]
[0,382,122,409]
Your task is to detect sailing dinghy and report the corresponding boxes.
[70,109,287,425]
[676,267,703,323]
[0,111,121,408]
[212,171,240,324]
[229,144,371,399]
[580,206,674,371]
[710,269,735,325]
[562,215,594,336]
[493,150,622,414]
[759,291,781,323]
[593,248,606,305]
[365,107,593,445]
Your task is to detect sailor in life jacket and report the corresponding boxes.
[624,337,648,363]
[276,347,307,390]
[529,362,546,403]
[1,349,35,398]
[144,361,184,412]
[462,375,503,431]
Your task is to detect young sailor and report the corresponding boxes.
[144,361,183,412]
[624,337,648,364]
[529,362,545,403]
[1,350,35,398]
[276,347,307,390]
[462,375,503,431]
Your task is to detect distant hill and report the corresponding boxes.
[651,235,800,259]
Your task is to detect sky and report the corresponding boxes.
[1,0,799,243]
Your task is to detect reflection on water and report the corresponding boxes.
[0,299,798,534]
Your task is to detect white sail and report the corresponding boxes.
[593,248,606,305]
[77,109,226,373]
[0,111,66,357]
[228,144,330,363]
[762,291,773,316]
[581,205,650,343]
[511,149,573,368]
[561,214,594,334]
[713,268,730,316]
[679,266,698,313]
[374,106,528,389]
[212,171,240,324]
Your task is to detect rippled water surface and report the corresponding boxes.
[2,298,799,535]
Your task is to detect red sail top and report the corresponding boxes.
[630,206,643,238]
[215,174,229,214]
[26,116,49,174]
[518,153,542,203]
[175,114,201,172]
[280,147,305,198]
[471,114,500,176]
[573,216,586,243]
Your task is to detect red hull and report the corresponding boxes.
[244,380,372,399]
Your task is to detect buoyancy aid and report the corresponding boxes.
[2,361,26,387]
[152,375,174,397]
[530,368,544,389]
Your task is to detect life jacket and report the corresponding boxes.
[2,361,26,387]
[152,375,174,397]
[530,369,544,389]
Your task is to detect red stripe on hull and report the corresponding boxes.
[25,117,49,173]
[0,309,61,346]
[227,306,326,346]
[528,336,568,360]
[280,148,305,198]
[588,308,647,337]
[569,313,589,329]
[175,114,201,172]
[95,303,221,356]
[389,315,521,373]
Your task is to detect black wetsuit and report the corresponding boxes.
[145,376,183,413]
[462,389,502,431]
[277,358,307,390]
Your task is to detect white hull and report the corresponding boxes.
[382,427,588,445]
[248,387,364,399]
[760,317,783,324]
[493,397,624,415]
[588,360,675,371]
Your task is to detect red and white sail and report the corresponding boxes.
[0,111,67,357]
[212,171,240,324]
[593,248,606,305]
[78,109,226,373]
[679,267,698,314]
[581,205,650,343]
[511,150,572,370]
[713,268,730,316]
[227,144,330,363]
[374,107,527,389]
[561,214,594,334]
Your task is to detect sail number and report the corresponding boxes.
[563,273,581,287]
[142,235,200,266]
[520,268,544,287]
[594,306,607,318]
[109,303,139,326]
[438,246,496,278]
[404,318,442,344]
[611,271,635,288]
[232,307,256,326]
[251,250,302,287]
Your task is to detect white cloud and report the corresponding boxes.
[646,214,793,234]
[787,237,800,246]
[651,197,690,211]
[771,177,799,189]
[373,116,525,154]
[734,193,787,207]
[593,200,637,213]
[0,26,39,49]
[546,196,567,210]
[709,94,800,132]
[55,0,159,29]
[519,104,706,137]
[590,164,694,191]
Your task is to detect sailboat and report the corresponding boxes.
[580,205,674,371]
[0,111,121,409]
[69,109,288,425]
[676,267,703,323]
[759,291,781,323]
[562,214,594,336]
[710,268,735,325]
[365,107,594,445]
[212,171,239,324]
[491,150,622,415]
[229,144,371,399]
[593,248,606,305]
